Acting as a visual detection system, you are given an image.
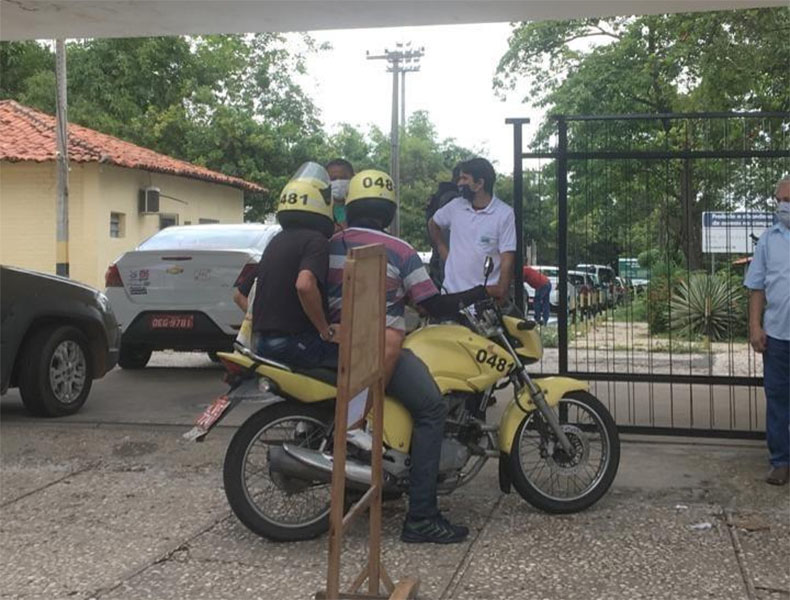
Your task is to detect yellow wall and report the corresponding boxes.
[1,162,61,276]
[0,161,245,289]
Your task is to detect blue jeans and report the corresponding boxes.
[256,332,338,369]
[764,336,790,468]
[385,350,447,520]
[534,282,551,325]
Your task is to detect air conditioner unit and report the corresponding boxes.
[138,187,160,214]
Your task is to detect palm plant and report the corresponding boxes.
[669,274,744,342]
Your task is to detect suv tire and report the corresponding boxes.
[118,344,152,369]
[18,325,93,417]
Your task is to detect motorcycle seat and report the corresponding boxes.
[294,366,338,387]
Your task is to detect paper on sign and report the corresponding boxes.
[347,388,369,428]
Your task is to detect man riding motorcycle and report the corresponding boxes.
[326,169,486,544]
[234,163,338,369]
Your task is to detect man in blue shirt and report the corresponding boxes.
[744,176,790,485]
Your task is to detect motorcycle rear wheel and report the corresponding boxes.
[223,401,334,541]
[509,391,619,513]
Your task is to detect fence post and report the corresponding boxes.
[557,115,569,375]
[506,118,529,312]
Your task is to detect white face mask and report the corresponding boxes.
[777,202,790,228]
[330,179,350,201]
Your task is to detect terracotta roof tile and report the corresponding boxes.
[0,99,264,193]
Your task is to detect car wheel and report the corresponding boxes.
[118,344,152,369]
[18,325,93,417]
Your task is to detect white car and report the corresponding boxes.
[105,223,281,368]
[522,265,577,319]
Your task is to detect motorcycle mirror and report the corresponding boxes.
[483,257,494,278]
[482,256,494,289]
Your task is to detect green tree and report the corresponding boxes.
[495,8,790,270]
[0,34,327,220]
[323,111,475,249]
[0,41,55,110]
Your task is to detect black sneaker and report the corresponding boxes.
[400,513,469,544]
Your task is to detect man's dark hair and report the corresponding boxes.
[451,164,461,184]
[325,158,355,178]
[459,157,495,196]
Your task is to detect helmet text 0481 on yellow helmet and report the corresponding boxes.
[345,170,397,229]
[276,180,334,238]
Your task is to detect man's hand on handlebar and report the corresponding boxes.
[485,284,508,306]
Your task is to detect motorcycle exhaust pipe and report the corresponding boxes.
[269,446,332,484]
[269,444,376,490]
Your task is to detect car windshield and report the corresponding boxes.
[568,274,585,286]
[138,227,277,251]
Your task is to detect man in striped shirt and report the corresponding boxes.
[328,170,485,544]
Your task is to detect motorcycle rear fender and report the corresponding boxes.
[216,352,336,402]
[218,353,415,451]
[498,377,589,455]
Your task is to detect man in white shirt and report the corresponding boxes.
[428,157,516,301]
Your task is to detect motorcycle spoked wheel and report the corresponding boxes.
[223,400,334,542]
[509,391,620,514]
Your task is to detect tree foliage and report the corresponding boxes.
[495,8,790,270]
[1,37,474,248]
[1,35,326,220]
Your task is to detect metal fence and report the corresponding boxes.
[508,112,790,437]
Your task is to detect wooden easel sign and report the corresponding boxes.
[316,244,418,600]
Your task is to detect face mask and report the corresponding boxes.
[458,184,475,202]
[777,202,790,228]
[330,179,350,201]
[333,203,346,224]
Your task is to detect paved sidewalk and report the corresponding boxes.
[1,420,788,600]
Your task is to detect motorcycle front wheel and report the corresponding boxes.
[223,400,334,541]
[509,391,620,513]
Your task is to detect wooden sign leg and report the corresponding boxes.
[317,245,419,600]
[326,384,349,600]
[368,377,384,595]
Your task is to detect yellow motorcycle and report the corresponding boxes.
[186,269,620,542]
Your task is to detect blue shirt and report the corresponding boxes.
[744,222,790,341]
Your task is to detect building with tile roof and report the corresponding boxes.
[0,100,264,288]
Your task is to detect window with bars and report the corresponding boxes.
[110,212,125,238]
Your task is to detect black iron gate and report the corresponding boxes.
[508,112,790,437]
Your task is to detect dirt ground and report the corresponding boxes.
[553,319,762,378]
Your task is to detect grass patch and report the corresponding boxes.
[611,297,647,322]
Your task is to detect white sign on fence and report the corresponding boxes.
[701,211,775,254]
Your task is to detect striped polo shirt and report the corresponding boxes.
[327,227,438,331]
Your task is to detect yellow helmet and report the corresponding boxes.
[345,170,396,228]
[276,180,334,238]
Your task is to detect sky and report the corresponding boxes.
[299,22,544,173]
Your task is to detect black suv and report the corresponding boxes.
[1,266,121,416]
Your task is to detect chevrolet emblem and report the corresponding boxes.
[166,266,184,275]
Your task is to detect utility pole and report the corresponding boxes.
[367,43,423,237]
[55,39,69,277]
[400,70,405,128]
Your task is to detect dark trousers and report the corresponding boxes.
[256,332,338,369]
[534,282,552,325]
[385,349,447,520]
[764,336,790,468]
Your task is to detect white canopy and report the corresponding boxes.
[1,0,785,41]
